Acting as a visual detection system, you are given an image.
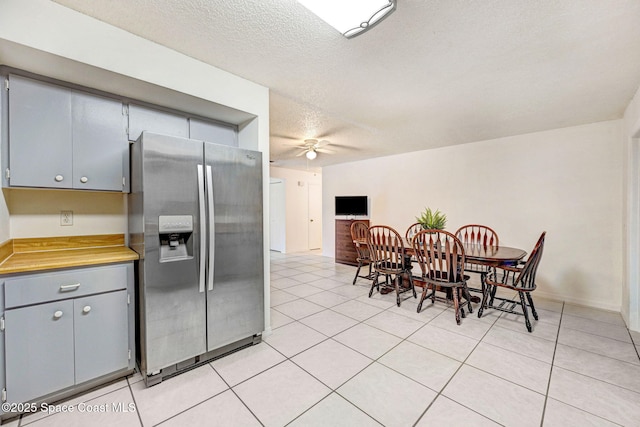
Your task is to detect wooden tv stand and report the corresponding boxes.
[335,219,369,266]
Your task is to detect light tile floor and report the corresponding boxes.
[4,251,640,426]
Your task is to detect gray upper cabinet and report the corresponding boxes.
[72,91,128,191]
[8,75,73,189]
[189,118,238,147]
[6,74,128,192]
[128,104,189,141]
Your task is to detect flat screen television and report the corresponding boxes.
[335,196,368,216]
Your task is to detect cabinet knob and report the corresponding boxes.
[82,306,91,314]
[80,176,88,183]
[53,310,63,319]
[54,175,64,182]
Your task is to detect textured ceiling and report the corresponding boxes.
[53,0,640,171]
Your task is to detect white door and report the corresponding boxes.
[308,183,322,250]
[269,180,286,252]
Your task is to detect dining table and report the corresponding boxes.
[353,236,527,302]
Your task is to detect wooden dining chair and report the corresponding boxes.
[455,224,499,295]
[477,232,546,332]
[405,222,423,242]
[412,229,473,324]
[367,225,416,306]
[455,224,499,271]
[350,221,374,285]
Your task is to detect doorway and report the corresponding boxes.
[269,179,286,252]
[308,183,322,250]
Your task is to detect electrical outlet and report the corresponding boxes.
[61,210,73,226]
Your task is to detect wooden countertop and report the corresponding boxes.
[0,234,139,275]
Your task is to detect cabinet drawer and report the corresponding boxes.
[4,264,128,308]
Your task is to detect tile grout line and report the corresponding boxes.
[539,301,564,427]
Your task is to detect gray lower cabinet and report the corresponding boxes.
[0,263,134,408]
[4,300,75,404]
[5,74,128,192]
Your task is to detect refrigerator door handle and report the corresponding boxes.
[197,164,206,293]
[206,165,215,291]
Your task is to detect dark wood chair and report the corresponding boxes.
[477,232,546,332]
[367,225,416,306]
[350,221,374,285]
[455,224,499,296]
[455,224,499,273]
[412,229,473,324]
[405,222,423,242]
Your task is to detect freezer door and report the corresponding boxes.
[138,133,206,373]
[204,142,264,350]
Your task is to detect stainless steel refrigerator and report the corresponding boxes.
[129,132,264,386]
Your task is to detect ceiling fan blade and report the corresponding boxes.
[295,150,308,157]
[271,134,300,141]
[316,148,335,154]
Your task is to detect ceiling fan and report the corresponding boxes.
[295,139,334,160]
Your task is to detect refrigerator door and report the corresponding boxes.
[204,142,264,351]
[138,133,207,373]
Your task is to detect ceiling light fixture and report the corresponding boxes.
[306,149,318,160]
[297,0,396,39]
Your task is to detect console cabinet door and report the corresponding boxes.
[4,300,75,404]
[74,291,129,383]
[189,118,237,147]
[128,104,189,141]
[72,92,128,191]
[8,75,73,189]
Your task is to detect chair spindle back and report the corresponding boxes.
[412,230,465,283]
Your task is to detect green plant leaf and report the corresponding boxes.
[416,207,447,230]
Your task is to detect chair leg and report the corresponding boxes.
[417,286,427,312]
[452,287,461,325]
[462,283,473,314]
[526,292,539,320]
[369,272,379,297]
[353,262,362,285]
[478,281,490,318]
[519,291,532,332]
[394,275,401,307]
[409,274,417,298]
[458,288,466,319]
[489,284,497,306]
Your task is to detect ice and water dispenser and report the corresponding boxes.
[158,215,194,262]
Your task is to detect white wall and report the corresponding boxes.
[7,190,126,238]
[270,167,322,253]
[323,120,624,311]
[623,84,640,330]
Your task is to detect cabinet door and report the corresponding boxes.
[189,118,237,147]
[8,75,72,188]
[4,300,75,403]
[72,92,127,191]
[74,291,129,384]
[128,104,188,141]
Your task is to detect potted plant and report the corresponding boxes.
[416,207,447,230]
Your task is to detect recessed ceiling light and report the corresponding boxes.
[298,0,396,38]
